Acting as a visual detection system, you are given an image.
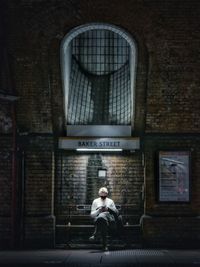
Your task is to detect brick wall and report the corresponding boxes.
[0,101,14,247]
[144,1,200,133]
[142,216,200,248]
[18,135,55,248]
[55,152,144,216]
[5,0,200,135]
[0,137,12,216]
[0,136,12,248]
[0,0,199,248]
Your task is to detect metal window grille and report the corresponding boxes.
[67,29,131,125]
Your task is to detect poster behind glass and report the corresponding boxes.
[159,151,190,202]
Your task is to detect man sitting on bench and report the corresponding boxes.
[89,187,119,251]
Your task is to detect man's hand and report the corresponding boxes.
[100,206,108,212]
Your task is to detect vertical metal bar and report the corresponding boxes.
[77,69,84,123]
[71,59,80,124]
[83,77,89,123]
[70,62,76,124]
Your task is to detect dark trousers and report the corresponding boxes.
[93,212,115,247]
[93,213,124,244]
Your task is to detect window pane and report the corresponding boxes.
[67,29,131,125]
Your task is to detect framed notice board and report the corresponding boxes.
[158,151,190,202]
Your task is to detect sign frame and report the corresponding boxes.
[59,137,140,151]
[157,150,191,203]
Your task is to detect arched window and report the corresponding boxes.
[61,23,137,136]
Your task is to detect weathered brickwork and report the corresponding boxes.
[0,104,12,134]
[24,216,55,248]
[0,153,12,216]
[17,136,55,247]
[0,0,199,248]
[0,103,13,247]
[55,152,144,215]
[142,216,200,248]
[0,138,12,248]
[25,150,53,216]
[0,217,11,248]
[5,0,200,134]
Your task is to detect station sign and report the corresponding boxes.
[59,137,140,150]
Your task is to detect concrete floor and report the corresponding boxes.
[0,249,200,267]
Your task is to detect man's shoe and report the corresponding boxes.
[103,245,108,251]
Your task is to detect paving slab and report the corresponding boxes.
[0,250,69,266]
[166,250,200,265]
[0,249,200,267]
[65,249,102,266]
